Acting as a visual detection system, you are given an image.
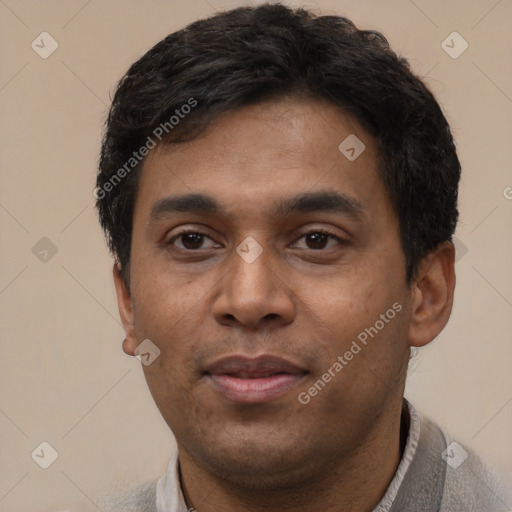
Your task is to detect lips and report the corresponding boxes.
[204,355,308,403]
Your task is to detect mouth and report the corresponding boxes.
[204,355,308,404]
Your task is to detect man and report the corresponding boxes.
[95,4,511,511]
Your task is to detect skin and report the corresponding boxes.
[114,98,455,512]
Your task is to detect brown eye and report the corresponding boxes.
[305,232,329,249]
[180,233,205,249]
[169,231,218,250]
[293,230,343,250]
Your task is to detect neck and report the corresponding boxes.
[177,401,407,512]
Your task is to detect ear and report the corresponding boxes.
[113,264,138,356]
[408,241,456,348]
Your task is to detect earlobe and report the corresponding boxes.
[408,241,456,348]
[113,264,138,356]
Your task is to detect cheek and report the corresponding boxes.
[128,276,210,399]
[305,263,391,323]
[131,255,204,332]
[302,260,407,365]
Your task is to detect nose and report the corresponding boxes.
[212,244,296,331]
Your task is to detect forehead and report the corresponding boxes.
[134,98,391,222]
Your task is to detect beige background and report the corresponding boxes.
[1,0,511,510]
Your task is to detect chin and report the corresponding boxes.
[197,447,317,492]
[184,426,316,488]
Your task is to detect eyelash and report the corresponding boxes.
[168,228,345,250]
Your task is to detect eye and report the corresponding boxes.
[168,230,219,250]
[292,230,344,250]
[167,229,344,252]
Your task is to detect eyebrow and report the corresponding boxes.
[150,191,364,221]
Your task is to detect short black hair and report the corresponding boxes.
[96,3,460,285]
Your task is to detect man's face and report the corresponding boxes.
[120,98,414,486]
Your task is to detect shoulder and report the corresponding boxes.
[414,412,511,511]
[389,406,511,511]
[438,426,512,512]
